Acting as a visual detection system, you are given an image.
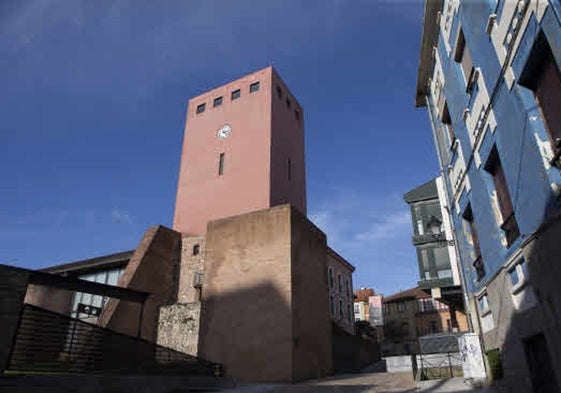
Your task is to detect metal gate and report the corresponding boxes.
[416,333,463,380]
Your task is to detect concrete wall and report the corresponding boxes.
[0,266,30,372]
[198,205,332,382]
[270,69,307,216]
[290,207,332,380]
[98,225,181,342]
[198,205,293,382]
[24,284,73,315]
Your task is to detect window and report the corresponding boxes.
[347,304,352,322]
[520,31,561,165]
[339,300,344,319]
[417,219,424,235]
[454,28,475,92]
[218,153,225,176]
[213,96,223,107]
[71,267,125,319]
[441,101,456,147]
[196,103,206,114]
[397,302,405,313]
[479,294,490,313]
[509,259,528,288]
[338,274,342,293]
[464,204,485,281]
[354,304,360,314]
[286,99,291,108]
[192,244,200,255]
[287,158,291,181]
[250,82,260,93]
[276,86,282,99]
[328,267,334,288]
[345,279,350,298]
[231,89,241,101]
[485,146,520,246]
[330,295,335,317]
[295,110,300,121]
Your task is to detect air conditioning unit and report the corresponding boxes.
[485,14,497,35]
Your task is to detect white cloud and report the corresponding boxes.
[354,211,411,242]
[111,208,132,225]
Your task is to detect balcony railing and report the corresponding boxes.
[418,276,454,290]
[412,233,446,246]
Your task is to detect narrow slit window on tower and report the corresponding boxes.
[192,244,200,255]
[286,99,291,108]
[295,110,300,121]
[287,158,291,181]
[231,89,241,101]
[218,153,225,176]
[250,82,260,93]
[277,86,282,99]
[213,96,223,107]
[196,103,206,114]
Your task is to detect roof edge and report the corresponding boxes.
[415,0,444,108]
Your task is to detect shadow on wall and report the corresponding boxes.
[478,197,561,393]
[197,281,332,383]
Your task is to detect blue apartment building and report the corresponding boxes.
[416,1,561,391]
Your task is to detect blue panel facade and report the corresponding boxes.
[425,1,561,294]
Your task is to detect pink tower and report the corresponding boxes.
[173,67,307,235]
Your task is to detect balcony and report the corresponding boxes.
[418,276,454,290]
[412,232,447,246]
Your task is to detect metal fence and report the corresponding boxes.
[415,333,464,381]
[7,304,220,376]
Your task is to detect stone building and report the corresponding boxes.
[18,67,357,382]
[381,287,468,356]
[416,0,561,391]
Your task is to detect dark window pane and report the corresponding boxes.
[196,103,205,114]
[193,244,200,255]
[231,89,241,100]
[213,96,223,107]
[250,82,260,93]
[218,153,225,175]
[277,86,282,99]
[286,99,291,108]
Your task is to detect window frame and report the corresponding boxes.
[249,81,260,93]
[231,89,241,101]
[213,96,223,107]
[196,103,206,114]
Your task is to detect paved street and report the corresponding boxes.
[225,372,490,393]
[226,372,415,393]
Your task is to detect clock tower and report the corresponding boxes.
[173,67,307,235]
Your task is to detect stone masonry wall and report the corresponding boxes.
[178,235,206,303]
[157,302,201,356]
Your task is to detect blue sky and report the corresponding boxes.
[0,0,441,296]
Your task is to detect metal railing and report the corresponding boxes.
[7,304,220,376]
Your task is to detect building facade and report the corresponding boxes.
[416,1,561,391]
[404,177,464,324]
[353,287,383,342]
[174,66,306,235]
[381,287,468,355]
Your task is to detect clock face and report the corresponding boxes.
[217,124,232,139]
